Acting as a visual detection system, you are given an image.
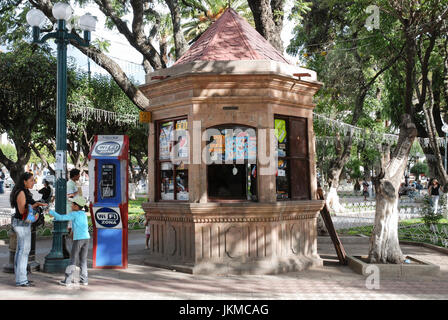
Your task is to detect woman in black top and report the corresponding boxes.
[428,179,442,214]
[10,172,47,287]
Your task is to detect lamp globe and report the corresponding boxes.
[52,2,73,21]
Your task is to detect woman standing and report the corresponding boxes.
[428,179,442,214]
[10,172,47,287]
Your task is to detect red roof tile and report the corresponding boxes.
[174,8,290,66]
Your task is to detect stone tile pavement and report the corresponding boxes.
[1,231,448,301]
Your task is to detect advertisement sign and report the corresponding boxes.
[90,135,124,158]
[159,122,173,160]
[275,119,287,143]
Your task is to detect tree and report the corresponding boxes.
[0,42,76,182]
[369,0,448,264]
[67,72,148,180]
[246,0,310,52]
[410,162,428,177]
[288,0,401,212]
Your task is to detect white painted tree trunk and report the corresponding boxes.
[326,187,345,213]
[369,195,403,263]
[129,183,137,200]
[369,114,417,264]
[443,194,448,219]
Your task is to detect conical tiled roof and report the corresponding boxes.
[174,8,291,66]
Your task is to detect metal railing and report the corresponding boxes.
[334,202,448,248]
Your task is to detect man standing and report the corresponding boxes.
[67,169,81,236]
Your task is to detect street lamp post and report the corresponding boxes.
[26,3,96,273]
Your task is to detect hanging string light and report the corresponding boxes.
[68,102,140,126]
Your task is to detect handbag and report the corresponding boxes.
[25,204,38,223]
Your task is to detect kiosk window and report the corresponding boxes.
[275,116,310,200]
[156,118,189,201]
[206,125,257,201]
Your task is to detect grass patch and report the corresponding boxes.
[129,198,146,216]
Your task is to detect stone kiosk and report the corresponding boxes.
[140,8,324,274]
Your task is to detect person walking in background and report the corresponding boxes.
[67,169,81,237]
[428,179,442,214]
[10,172,48,287]
[67,169,80,207]
[362,180,369,201]
[38,179,52,203]
[48,195,90,286]
[0,169,5,194]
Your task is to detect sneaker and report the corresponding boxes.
[79,281,88,286]
[16,281,35,287]
[58,280,72,287]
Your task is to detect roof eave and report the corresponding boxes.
[143,60,321,85]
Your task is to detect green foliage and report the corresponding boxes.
[346,158,362,180]
[91,38,111,53]
[0,144,17,162]
[0,41,77,179]
[181,0,252,42]
[0,1,33,45]
[289,1,312,23]
[128,198,146,215]
[411,162,428,176]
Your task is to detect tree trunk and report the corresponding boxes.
[30,144,55,175]
[247,0,284,52]
[129,183,137,200]
[325,133,352,213]
[165,0,188,59]
[369,114,417,263]
[326,173,345,213]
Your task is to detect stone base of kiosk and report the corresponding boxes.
[142,201,324,275]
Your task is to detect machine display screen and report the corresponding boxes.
[101,164,116,198]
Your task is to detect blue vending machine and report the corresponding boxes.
[88,135,129,269]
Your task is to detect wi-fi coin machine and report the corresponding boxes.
[88,135,129,269]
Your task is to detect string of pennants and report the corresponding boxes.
[313,112,447,147]
[313,112,398,145]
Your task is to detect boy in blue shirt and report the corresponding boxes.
[49,195,90,286]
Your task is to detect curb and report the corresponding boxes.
[400,240,448,255]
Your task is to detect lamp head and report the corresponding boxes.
[79,13,97,31]
[52,2,73,21]
[26,8,46,27]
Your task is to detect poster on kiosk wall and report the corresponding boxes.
[88,135,129,269]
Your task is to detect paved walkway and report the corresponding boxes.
[1,188,448,302]
[1,231,448,300]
